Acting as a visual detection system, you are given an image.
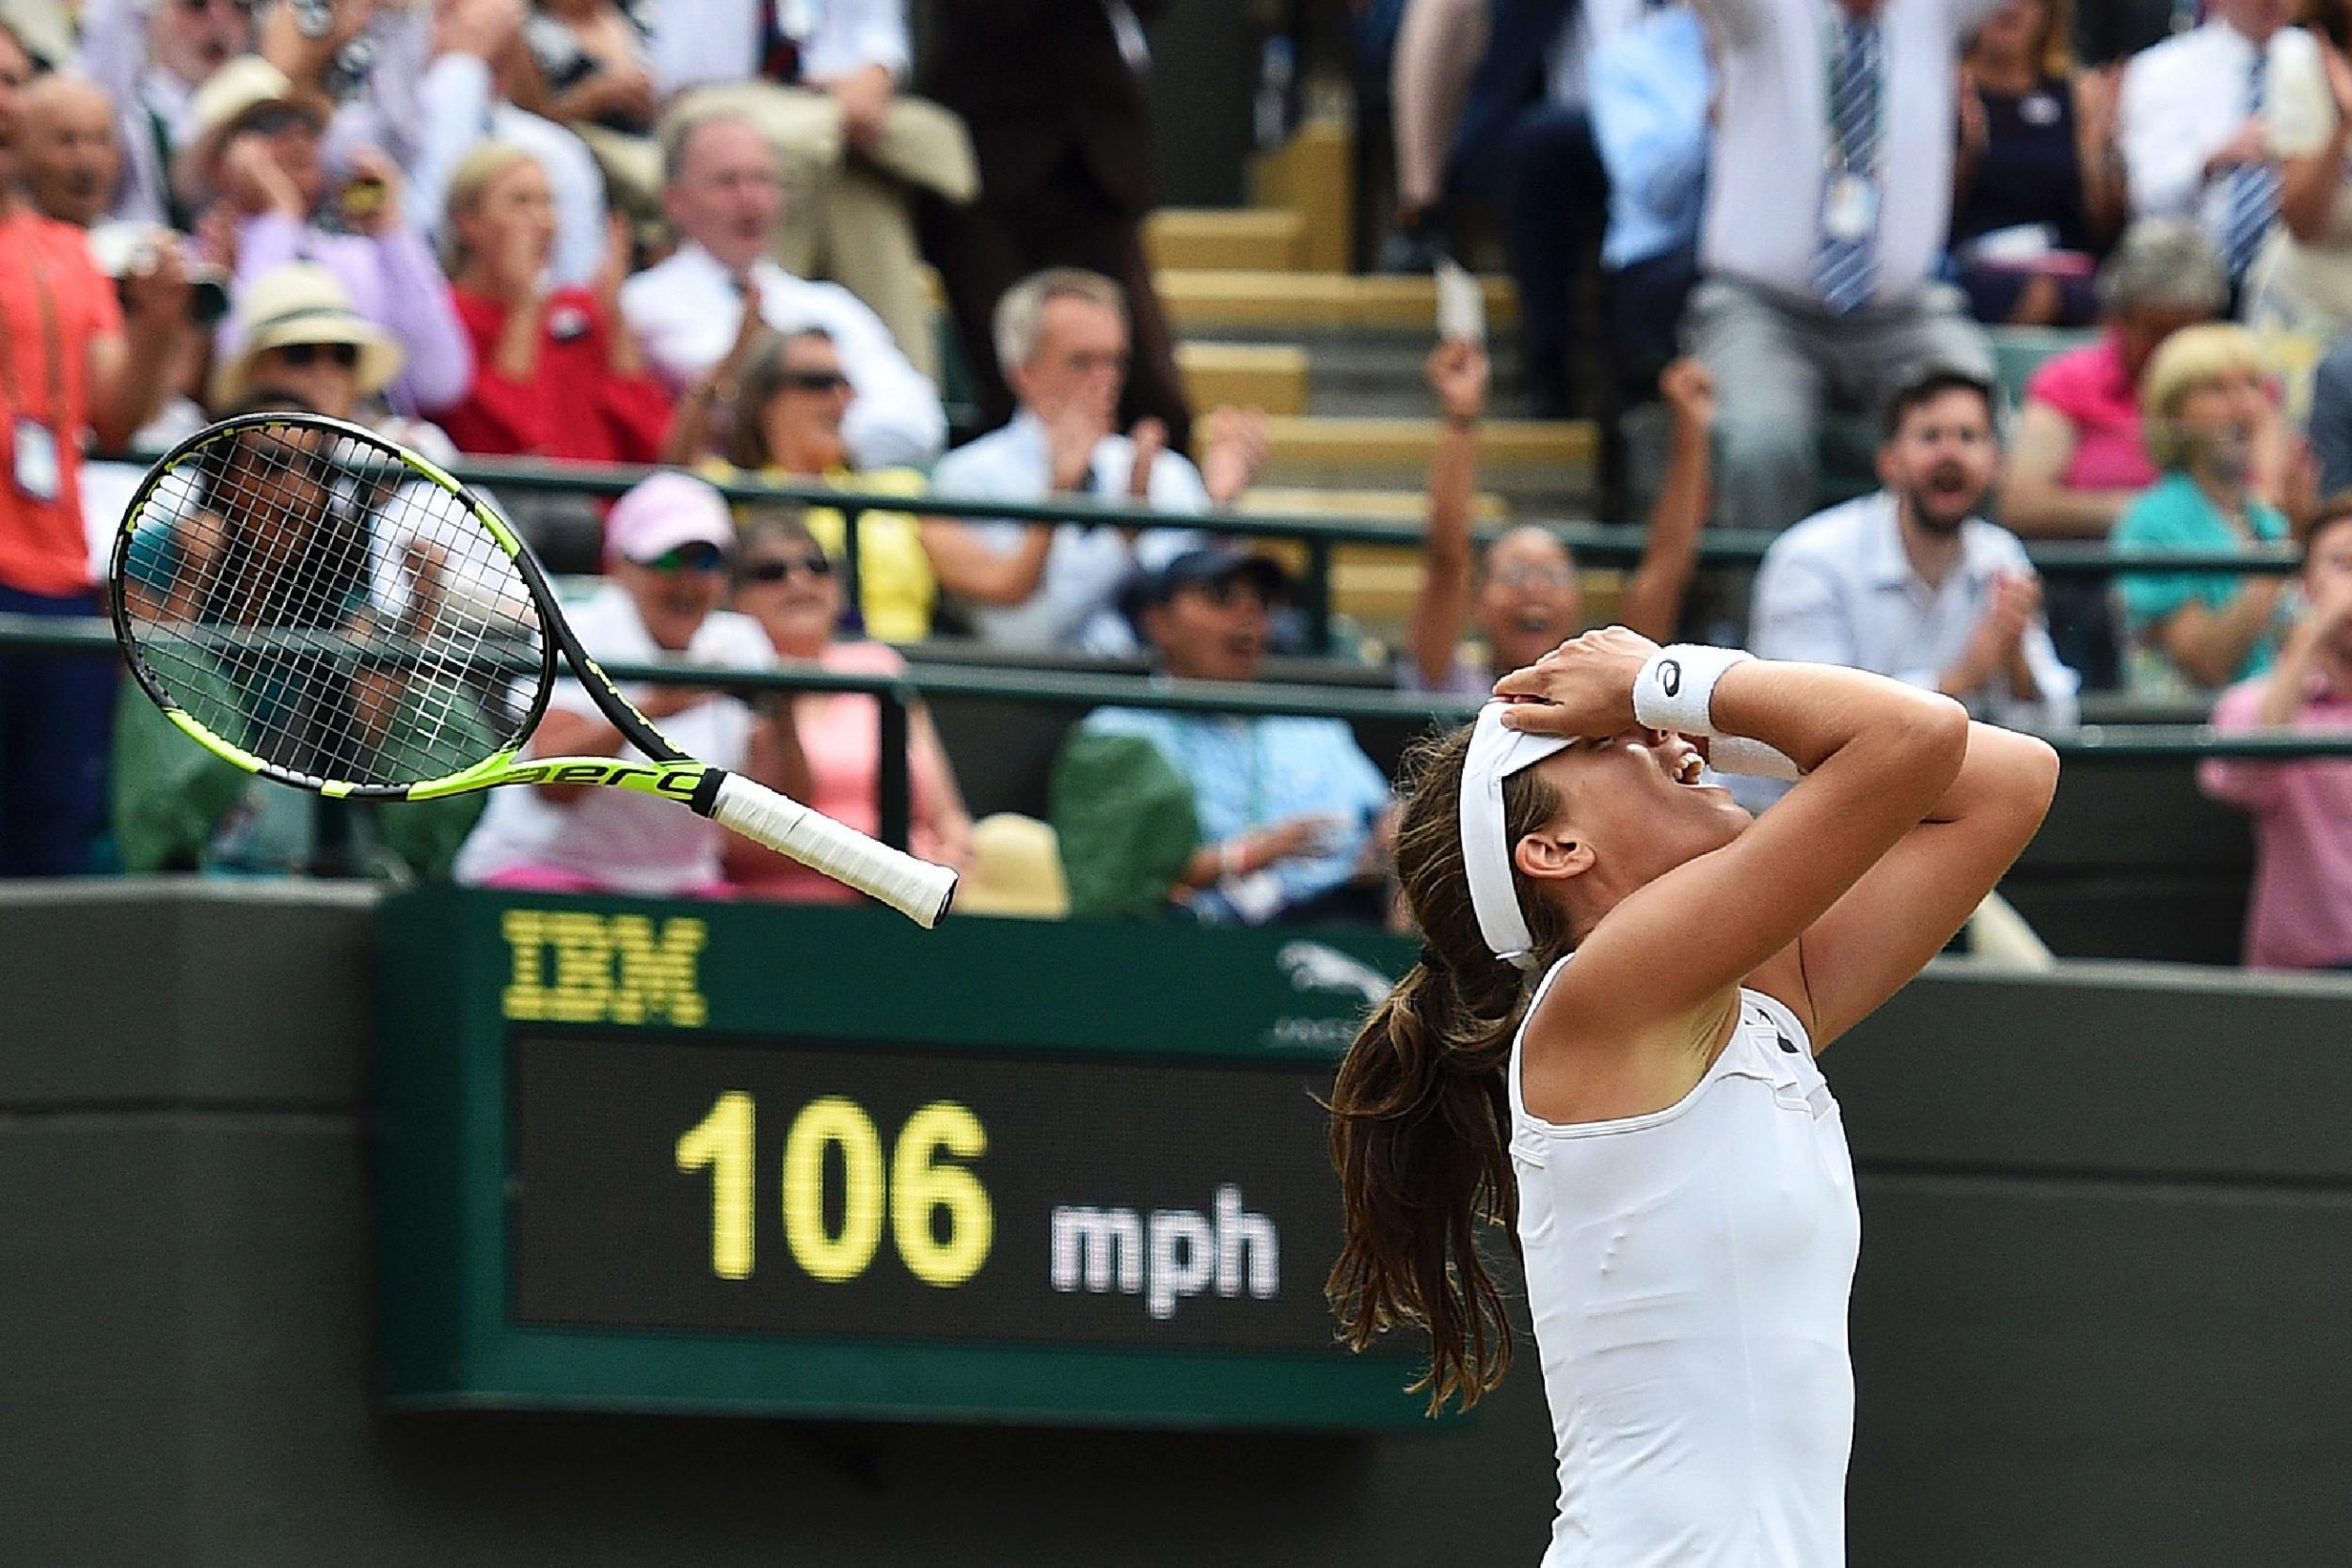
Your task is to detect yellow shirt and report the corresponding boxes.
[704,462,936,643]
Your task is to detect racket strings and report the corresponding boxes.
[119,419,548,791]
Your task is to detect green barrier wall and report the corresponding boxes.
[2,883,2348,1566]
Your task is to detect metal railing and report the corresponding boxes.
[101,450,2299,660]
[11,612,2352,857]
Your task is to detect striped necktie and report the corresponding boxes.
[2219,48,2280,281]
[1813,17,1883,316]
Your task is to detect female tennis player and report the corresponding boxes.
[1328,628,2058,1565]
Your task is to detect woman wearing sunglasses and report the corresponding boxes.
[670,325,945,642]
[723,513,975,901]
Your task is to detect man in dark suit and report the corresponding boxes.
[916,0,1192,451]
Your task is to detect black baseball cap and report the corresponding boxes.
[1130,546,1295,610]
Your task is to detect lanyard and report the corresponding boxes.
[0,228,67,428]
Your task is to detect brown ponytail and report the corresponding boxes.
[1327,723,1567,1413]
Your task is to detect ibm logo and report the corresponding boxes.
[500,910,709,1026]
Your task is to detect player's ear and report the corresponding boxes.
[1514,831,1592,884]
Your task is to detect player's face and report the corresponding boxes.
[1147,577,1270,683]
[1524,729,1749,906]
[1880,388,1997,536]
[1478,529,1582,673]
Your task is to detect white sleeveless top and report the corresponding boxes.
[1508,959,1861,1568]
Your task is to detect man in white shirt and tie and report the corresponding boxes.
[1689,0,1999,534]
[2118,0,2294,286]
[647,0,975,375]
[924,267,1268,655]
[1742,365,2079,804]
[622,106,946,472]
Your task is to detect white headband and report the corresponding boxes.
[1459,703,1572,971]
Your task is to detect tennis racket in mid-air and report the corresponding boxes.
[108,411,958,926]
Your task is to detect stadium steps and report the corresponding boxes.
[1157,269,1520,335]
[1145,209,1310,272]
[1175,342,1311,417]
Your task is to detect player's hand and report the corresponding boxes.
[1491,626,1661,737]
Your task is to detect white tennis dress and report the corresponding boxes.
[1509,959,1862,1567]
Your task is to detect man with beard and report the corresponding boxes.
[1741,366,2077,807]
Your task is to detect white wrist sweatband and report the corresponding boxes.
[1632,646,1802,780]
[1632,645,1753,736]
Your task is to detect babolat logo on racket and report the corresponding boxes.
[501,759,703,800]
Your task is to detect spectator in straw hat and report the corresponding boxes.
[210,260,444,439]
[426,141,667,464]
[183,55,470,415]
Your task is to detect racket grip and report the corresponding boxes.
[707,772,958,927]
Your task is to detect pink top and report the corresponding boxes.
[729,641,947,904]
[2199,673,2352,970]
[2024,333,2160,495]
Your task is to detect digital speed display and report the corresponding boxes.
[510,1034,1358,1352]
[374,887,1427,1428]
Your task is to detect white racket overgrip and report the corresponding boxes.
[707,772,958,927]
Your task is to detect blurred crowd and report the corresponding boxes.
[0,0,2347,971]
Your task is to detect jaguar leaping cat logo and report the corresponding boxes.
[1276,942,1394,1007]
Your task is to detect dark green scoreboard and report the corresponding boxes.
[374,886,1427,1427]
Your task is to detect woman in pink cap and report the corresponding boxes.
[451,473,793,895]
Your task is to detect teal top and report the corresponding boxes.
[2112,472,2291,692]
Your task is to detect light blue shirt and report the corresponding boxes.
[1743,492,2080,806]
[1590,6,1713,271]
[1079,706,1391,924]
[929,411,1210,654]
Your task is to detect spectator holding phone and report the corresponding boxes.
[0,18,192,874]
[2199,499,2352,970]
[182,55,471,417]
